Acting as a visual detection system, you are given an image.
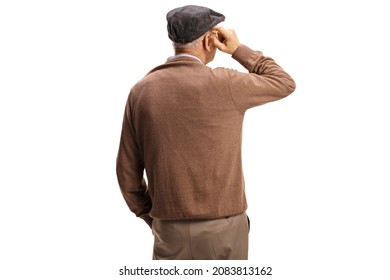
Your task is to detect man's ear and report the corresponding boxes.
[203,33,213,52]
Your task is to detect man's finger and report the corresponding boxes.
[211,37,224,50]
[212,26,227,37]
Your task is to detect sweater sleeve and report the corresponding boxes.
[228,44,296,112]
[116,96,153,228]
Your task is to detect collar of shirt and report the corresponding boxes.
[167,54,203,64]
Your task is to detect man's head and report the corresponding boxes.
[166,5,225,63]
[166,5,225,44]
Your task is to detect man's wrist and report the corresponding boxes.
[230,43,241,55]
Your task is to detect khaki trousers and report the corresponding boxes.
[152,212,249,260]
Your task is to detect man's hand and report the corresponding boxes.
[211,26,241,55]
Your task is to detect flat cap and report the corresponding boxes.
[166,5,225,43]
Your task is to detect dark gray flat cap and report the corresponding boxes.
[166,5,225,43]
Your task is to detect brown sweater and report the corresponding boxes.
[116,45,295,225]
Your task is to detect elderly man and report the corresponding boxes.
[116,5,295,260]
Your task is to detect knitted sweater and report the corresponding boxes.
[116,45,295,224]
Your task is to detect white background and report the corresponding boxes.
[1,0,389,279]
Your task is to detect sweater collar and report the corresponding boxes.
[167,54,203,64]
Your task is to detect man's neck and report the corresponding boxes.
[175,50,206,64]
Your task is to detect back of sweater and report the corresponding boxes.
[117,45,295,221]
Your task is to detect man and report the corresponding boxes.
[116,5,295,260]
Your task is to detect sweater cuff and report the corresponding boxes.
[232,44,261,71]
